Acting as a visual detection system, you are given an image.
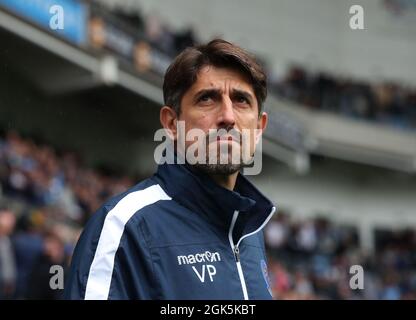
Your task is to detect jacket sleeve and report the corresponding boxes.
[64,207,159,300]
[105,218,160,300]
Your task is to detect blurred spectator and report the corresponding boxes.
[12,212,44,299]
[0,207,17,299]
[174,27,196,53]
[26,228,67,300]
[265,211,289,251]
[293,270,314,298]
[144,14,176,56]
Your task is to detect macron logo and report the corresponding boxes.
[177,251,221,265]
[177,251,221,283]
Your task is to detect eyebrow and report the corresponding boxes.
[193,89,221,103]
[231,89,254,104]
[193,88,254,104]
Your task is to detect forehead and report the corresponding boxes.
[187,65,255,95]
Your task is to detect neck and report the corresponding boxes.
[209,171,239,190]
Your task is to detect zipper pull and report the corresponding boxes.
[234,246,240,262]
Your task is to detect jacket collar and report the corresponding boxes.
[154,162,275,237]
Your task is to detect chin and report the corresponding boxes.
[193,163,243,176]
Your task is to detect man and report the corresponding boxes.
[26,229,67,299]
[0,207,17,299]
[65,39,276,300]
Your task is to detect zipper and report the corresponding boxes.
[228,207,277,300]
[228,210,249,300]
[233,246,240,262]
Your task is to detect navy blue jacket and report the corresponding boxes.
[65,163,276,300]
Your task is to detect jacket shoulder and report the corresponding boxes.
[64,177,171,299]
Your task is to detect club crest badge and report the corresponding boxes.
[261,259,273,297]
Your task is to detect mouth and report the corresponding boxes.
[205,129,243,146]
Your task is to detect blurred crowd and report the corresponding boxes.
[102,1,197,57]
[265,211,416,300]
[96,2,416,131]
[272,66,416,130]
[0,129,134,299]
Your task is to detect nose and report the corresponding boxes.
[217,96,236,129]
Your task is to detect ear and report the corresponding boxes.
[160,106,178,140]
[255,111,268,144]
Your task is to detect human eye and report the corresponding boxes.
[236,96,249,103]
[197,93,214,105]
[234,93,250,105]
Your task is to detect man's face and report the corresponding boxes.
[173,65,267,175]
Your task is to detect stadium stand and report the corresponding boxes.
[271,65,416,131]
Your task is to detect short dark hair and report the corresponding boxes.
[163,39,267,115]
